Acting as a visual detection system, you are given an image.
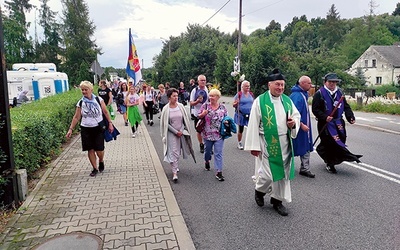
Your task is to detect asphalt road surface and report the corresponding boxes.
[145,97,400,250]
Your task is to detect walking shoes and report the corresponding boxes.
[326,164,337,174]
[215,172,224,181]
[255,190,266,207]
[299,170,315,178]
[270,197,288,216]
[99,162,105,172]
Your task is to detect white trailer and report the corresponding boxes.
[7,67,69,104]
[12,63,57,72]
[6,71,35,103]
[32,72,69,100]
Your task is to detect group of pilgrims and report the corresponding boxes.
[69,68,362,216]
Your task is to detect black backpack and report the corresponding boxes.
[117,93,125,105]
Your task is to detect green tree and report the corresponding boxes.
[35,0,62,67]
[265,20,281,36]
[339,18,396,66]
[393,2,400,16]
[376,14,400,39]
[2,0,34,68]
[354,67,367,87]
[60,0,100,85]
[285,21,317,53]
[282,15,308,40]
[241,32,298,96]
[154,24,230,85]
[319,4,345,49]
[214,44,236,94]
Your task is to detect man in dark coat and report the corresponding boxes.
[311,73,362,174]
[290,76,315,178]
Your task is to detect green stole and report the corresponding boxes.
[259,91,295,182]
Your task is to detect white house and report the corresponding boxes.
[348,45,400,86]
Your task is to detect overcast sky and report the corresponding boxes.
[2,0,399,69]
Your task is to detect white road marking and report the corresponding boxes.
[344,162,400,185]
[376,117,396,121]
[356,117,377,122]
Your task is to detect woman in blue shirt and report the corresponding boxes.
[232,81,254,150]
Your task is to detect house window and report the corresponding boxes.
[364,60,368,67]
[372,59,376,68]
[376,77,382,85]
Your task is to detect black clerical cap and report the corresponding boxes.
[267,68,286,82]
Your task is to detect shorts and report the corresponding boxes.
[81,126,105,151]
[238,125,245,133]
[119,104,127,114]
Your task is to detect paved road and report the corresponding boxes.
[146,96,400,250]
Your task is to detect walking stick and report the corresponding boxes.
[312,95,345,146]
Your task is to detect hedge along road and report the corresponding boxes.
[144,96,400,250]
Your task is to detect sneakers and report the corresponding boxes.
[326,164,337,174]
[150,120,154,126]
[132,132,136,138]
[200,143,204,153]
[99,162,105,173]
[90,168,98,177]
[125,121,129,126]
[238,142,244,150]
[215,172,224,181]
[173,175,178,183]
[204,162,210,171]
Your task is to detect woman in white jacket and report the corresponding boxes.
[160,88,193,183]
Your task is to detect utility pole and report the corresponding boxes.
[237,0,243,93]
[0,8,19,207]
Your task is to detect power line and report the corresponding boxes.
[202,0,231,26]
[243,0,285,17]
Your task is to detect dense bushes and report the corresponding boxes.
[350,101,400,114]
[373,85,400,97]
[9,89,81,176]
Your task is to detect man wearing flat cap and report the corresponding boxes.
[312,73,362,174]
[245,69,300,216]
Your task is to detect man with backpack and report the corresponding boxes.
[190,75,209,153]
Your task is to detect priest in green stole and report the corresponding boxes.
[245,69,300,216]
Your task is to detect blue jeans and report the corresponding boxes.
[204,138,224,172]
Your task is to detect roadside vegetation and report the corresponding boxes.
[0,89,81,211]
[2,0,400,232]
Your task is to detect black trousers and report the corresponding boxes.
[144,101,154,121]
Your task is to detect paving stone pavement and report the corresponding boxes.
[0,113,195,250]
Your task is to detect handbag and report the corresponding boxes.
[107,105,115,120]
[98,118,107,132]
[195,104,208,133]
[195,117,206,133]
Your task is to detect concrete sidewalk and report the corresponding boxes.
[0,113,195,249]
